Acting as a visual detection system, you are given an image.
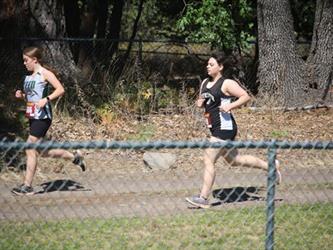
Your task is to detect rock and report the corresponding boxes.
[143,152,177,170]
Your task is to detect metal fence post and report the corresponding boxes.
[265,141,277,250]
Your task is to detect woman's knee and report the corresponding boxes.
[27,135,40,143]
[25,149,37,158]
[25,135,40,157]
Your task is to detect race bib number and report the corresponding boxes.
[25,102,36,118]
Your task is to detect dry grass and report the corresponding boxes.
[1,106,332,184]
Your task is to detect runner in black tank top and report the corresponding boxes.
[185,52,282,209]
[201,77,237,140]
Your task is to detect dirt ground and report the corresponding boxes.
[0,107,332,220]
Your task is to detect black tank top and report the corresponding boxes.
[201,77,237,140]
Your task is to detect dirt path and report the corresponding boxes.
[1,109,332,221]
[1,167,333,221]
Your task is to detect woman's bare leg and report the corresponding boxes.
[200,137,225,198]
[24,135,39,187]
[40,149,85,172]
[224,151,282,184]
[41,149,74,160]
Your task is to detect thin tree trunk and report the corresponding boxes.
[77,3,97,78]
[64,0,81,62]
[107,0,125,59]
[123,0,144,65]
[112,0,144,82]
[64,1,80,38]
[97,0,108,39]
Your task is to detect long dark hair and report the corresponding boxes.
[210,52,238,79]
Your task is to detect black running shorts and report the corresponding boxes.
[29,119,52,138]
[210,128,237,141]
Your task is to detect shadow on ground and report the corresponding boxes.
[211,186,265,206]
[35,179,89,194]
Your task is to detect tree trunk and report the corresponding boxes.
[0,0,29,112]
[257,0,308,106]
[64,1,80,38]
[77,3,97,78]
[106,0,125,59]
[28,0,80,80]
[230,0,242,57]
[306,0,333,103]
[257,0,333,106]
[96,0,109,39]
[116,0,144,80]
[64,0,81,62]
[28,0,94,118]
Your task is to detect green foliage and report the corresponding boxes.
[112,80,154,114]
[111,78,181,115]
[121,0,185,39]
[95,103,118,124]
[127,123,156,141]
[177,0,256,52]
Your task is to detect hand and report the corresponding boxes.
[36,98,48,109]
[219,103,232,113]
[196,97,205,107]
[15,90,24,99]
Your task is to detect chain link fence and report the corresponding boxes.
[0,140,332,249]
[1,37,332,249]
[0,37,213,85]
[0,38,256,117]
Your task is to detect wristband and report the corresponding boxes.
[46,96,50,102]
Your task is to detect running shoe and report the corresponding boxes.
[73,150,86,172]
[185,195,211,209]
[11,184,34,196]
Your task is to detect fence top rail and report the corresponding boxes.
[0,140,332,150]
[0,37,210,44]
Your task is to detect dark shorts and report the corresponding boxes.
[210,126,238,141]
[29,119,52,138]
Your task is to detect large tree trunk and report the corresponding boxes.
[306,0,333,103]
[28,0,80,81]
[28,0,94,118]
[257,0,308,106]
[257,0,333,107]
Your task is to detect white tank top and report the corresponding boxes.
[24,70,52,120]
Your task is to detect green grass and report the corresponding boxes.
[1,203,332,250]
[270,130,289,139]
[127,123,156,141]
[277,182,333,191]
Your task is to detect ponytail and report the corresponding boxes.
[23,46,58,76]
